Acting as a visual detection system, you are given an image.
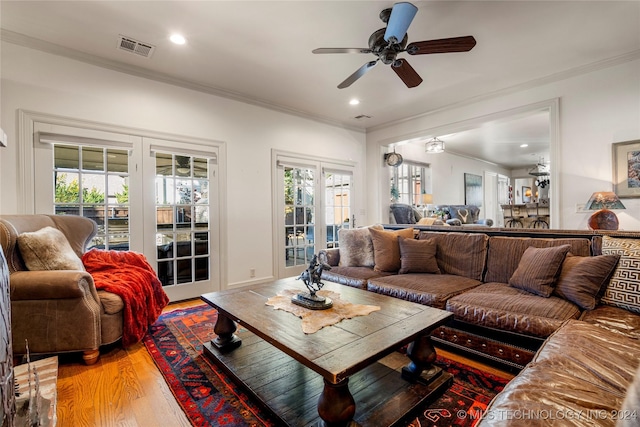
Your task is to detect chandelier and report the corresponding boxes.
[425,137,445,153]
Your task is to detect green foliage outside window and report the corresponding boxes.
[115,184,129,204]
[55,173,105,204]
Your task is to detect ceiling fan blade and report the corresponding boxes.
[391,59,422,88]
[338,60,378,89]
[312,48,372,54]
[406,36,477,55]
[384,2,418,43]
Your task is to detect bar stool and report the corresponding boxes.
[501,204,524,228]
[526,203,549,228]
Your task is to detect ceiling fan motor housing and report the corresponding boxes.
[369,28,408,64]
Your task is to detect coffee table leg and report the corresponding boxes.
[317,378,358,427]
[212,312,242,352]
[401,334,442,385]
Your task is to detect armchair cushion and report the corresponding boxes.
[17,226,84,271]
[554,254,620,310]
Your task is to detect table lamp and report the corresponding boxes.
[585,191,625,230]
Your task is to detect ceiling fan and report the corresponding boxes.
[312,2,476,89]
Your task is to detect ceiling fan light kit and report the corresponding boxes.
[313,1,476,89]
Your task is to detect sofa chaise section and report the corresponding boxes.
[479,320,640,427]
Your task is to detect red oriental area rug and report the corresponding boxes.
[143,304,510,427]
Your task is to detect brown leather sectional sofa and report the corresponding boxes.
[319,225,640,426]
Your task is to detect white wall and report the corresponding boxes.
[367,59,640,230]
[0,42,366,288]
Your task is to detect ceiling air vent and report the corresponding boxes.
[354,114,372,120]
[117,35,155,58]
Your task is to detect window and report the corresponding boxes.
[53,144,130,250]
[390,162,431,205]
[325,171,351,248]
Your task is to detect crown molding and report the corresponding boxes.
[1,29,365,133]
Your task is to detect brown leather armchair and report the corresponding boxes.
[0,214,124,364]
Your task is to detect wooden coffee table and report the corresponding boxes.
[201,278,453,427]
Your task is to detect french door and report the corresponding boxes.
[142,138,221,301]
[32,123,221,301]
[274,152,353,279]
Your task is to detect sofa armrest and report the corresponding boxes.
[318,248,340,266]
[10,270,98,300]
[476,218,494,227]
[446,218,462,226]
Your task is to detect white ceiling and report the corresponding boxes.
[1,1,639,168]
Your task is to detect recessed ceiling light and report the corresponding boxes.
[170,34,186,45]
[520,144,529,148]
[349,99,360,106]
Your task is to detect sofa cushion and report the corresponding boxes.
[397,236,440,274]
[446,282,581,338]
[554,254,620,309]
[601,236,640,314]
[369,227,414,273]
[484,236,591,284]
[17,226,85,271]
[337,225,382,267]
[320,266,389,289]
[417,231,488,281]
[508,245,570,297]
[367,274,480,309]
[479,320,640,427]
[580,304,640,340]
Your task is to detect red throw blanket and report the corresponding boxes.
[82,249,170,347]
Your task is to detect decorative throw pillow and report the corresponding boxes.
[601,236,640,314]
[337,224,383,267]
[509,244,570,297]
[554,254,620,310]
[17,226,85,271]
[369,227,415,273]
[398,236,440,274]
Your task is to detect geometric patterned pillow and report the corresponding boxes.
[601,236,640,314]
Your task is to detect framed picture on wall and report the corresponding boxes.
[464,173,483,207]
[522,186,532,203]
[613,139,640,198]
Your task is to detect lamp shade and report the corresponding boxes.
[384,2,418,44]
[585,191,625,231]
[421,193,433,205]
[584,192,625,210]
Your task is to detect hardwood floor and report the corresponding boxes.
[54,299,514,427]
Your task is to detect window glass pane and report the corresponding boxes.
[157,207,173,229]
[195,206,208,227]
[195,257,209,281]
[55,145,78,169]
[175,155,191,177]
[157,260,173,286]
[195,232,209,255]
[193,157,208,178]
[83,206,105,227]
[55,205,79,216]
[156,153,172,176]
[82,147,104,171]
[176,179,192,204]
[107,149,128,173]
[176,233,192,257]
[156,177,174,204]
[176,206,192,228]
[81,174,106,204]
[55,172,80,203]
[109,175,129,205]
[176,259,192,284]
